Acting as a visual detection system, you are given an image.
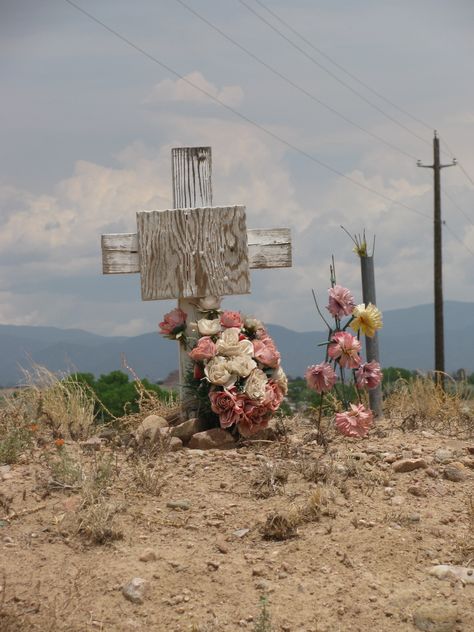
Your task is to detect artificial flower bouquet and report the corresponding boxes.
[159,299,288,437]
[305,283,383,438]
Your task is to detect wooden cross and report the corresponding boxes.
[101,146,292,412]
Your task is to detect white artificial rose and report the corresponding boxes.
[244,317,263,331]
[272,366,288,395]
[228,354,257,378]
[238,339,254,357]
[244,368,268,402]
[197,318,222,336]
[215,327,241,356]
[194,296,222,312]
[204,356,236,387]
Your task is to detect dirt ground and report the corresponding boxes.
[1,415,473,632]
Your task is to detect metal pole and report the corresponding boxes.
[360,255,383,418]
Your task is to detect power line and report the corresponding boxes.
[174,0,418,161]
[441,139,474,188]
[63,0,432,221]
[237,0,432,149]
[444,190,474,227]
[251,0,435,134]
[444,222,474,256]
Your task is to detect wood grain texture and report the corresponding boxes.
[172,147,213,209]
[101,228,292,274]
[136,206,250,300]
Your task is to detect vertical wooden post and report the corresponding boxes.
[172,147,214,416]
[360,255,383,418]
[432,134,445,388]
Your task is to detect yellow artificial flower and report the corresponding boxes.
[350,303,383,338]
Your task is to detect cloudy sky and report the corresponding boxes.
[1,0,473,336]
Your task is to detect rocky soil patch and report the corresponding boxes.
[1,416,473,631]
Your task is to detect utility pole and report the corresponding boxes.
[417,131,456,387]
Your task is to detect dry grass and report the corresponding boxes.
[384,375,474,438]
[252,461,288,499]
[131,458,167,496]
[0,366,96,457]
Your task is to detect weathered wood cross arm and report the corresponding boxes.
[102,219,292,282]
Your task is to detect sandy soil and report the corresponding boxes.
[1,416,473,632]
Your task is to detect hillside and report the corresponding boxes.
[0,301,473,385]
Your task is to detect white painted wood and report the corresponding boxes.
[136,206,250,300]
[101,227,291,274]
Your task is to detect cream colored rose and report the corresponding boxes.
[204,356,236,387]
[215,327,241,356]
[272,366,288,395]
[244,368,268,402]
[244,317,263,331]
[197,318,222,336]
[238,339,254,356]
[228,354,257,378]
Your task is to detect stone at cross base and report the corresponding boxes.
[101,146,292,418]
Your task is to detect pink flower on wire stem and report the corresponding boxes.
[335,404,373,438]
[326,285,356,319]
[328,331,362,369]
[159,308,187,337]
[305,362,337,394]
[355,360,382,390]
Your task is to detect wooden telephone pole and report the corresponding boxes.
[417,131,456,386]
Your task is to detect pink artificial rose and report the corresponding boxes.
[328,331,361,369]
[326,285,356,319]
[209,388,243,429]
[220,311,244,329]
[189,336,217,362]
[159,308,187,336]
[355,360,382,390]
[253,336,280,369]
[263,380,284,412]
[305,362,337,394]
[335,404,373,438]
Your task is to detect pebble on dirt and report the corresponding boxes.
[122,577,148,604]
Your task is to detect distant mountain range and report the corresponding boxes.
[0,301,472,386]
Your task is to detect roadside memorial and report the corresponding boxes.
[101,146,292,432]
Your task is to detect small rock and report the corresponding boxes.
[188,428,236,450]
[139,548,157,562]
[443,464,466,482]
[216,539,229,554]
[434,449,453,464]
[390,495,405,506]
[392,458,427,473]
[413,604,458,632]
[429,564,474,584]
[122,577,148,604]
[80,436,103,451]
[134,415,169,445]
[467,446,474,455]
[382,453,398,464]
[408,485,427,497]
[170,418,213,444]
[168,436,183,452]
[461,456,474,470]
[207,560,220,571]
[166,500,191,511]
[233,528,250,538]
[425,467,438,478]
